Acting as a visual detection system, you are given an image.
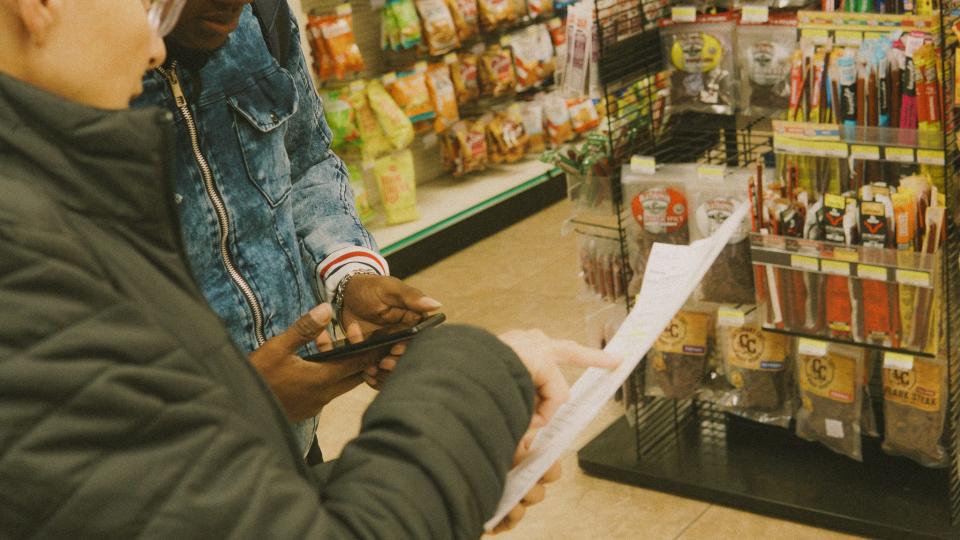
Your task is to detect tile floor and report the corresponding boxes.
[317,200,861,539]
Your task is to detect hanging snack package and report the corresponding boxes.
[449,52,480,104]
[425,63,460,132]
[527,0,554,19]
[543,92,574,145]
[548,17,567,85]
[366,79,415,150]
[477,0,516,30]
[717,309,793,426]
[521,101,546,153]
[486,106,527,164]
[384,68,437,130]
[374,150,419,224]
[319,5,365,80]
[347,81,393,160]
[882,356,949,468]
[322,89,361,149]
[415,0,460,56]
[442,117,489,176]
[384,0,423,50]
[307,15,335,81]
[480,45,517,97]
[645,307,713,400]
[622,164,693,297]
[796,342,865,461]
[660,14,737,114]
[578,234,627,301]
[445,0,479,42]
[567,97,600,134]
[736,17,796,117]
[689,175,754,305]
[345,161,376,223]
[510,30,543,92]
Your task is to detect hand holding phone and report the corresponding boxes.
[303,313,446,363]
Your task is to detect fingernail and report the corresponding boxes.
[310,304,332,324]
[420,297,442,309]
[365,366,378,376]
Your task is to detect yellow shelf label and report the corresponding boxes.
[835,30,864,45]
[917,149,945,165]
[896,269,931,287]
[833,248,859,262]
[697,164,726,181]
[886,147,915,162]
[850,145,880,160]
[821,260,851,276]
[717,308,746,327]
[671,6,697,22]
[799,338,828,357]
[801,29,831,40]
[883,352,915,371]
[630,155,656,175]
[814,141,849,157]
[857,264,887,281]
[791,255,820,272]
[742,5,769,23]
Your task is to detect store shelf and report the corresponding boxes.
[368,159,563,276]
[773,121,946,164]
[579,415,960,540]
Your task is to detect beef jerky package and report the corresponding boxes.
[689,174,754,305]
[622,164,694,297]
[882,356,949,468]
[716,309,793,427]
[795,342,865,461]
[736,17,796,117]
[660,15,737,115]
[646,308,713,400]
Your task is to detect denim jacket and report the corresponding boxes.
[133,7,388,454]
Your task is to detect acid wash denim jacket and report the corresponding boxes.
[132,6,388,454]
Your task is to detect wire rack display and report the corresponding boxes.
[578,0,960,537]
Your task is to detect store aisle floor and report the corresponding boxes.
[316,200,861,540]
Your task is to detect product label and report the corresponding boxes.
[857,264,888,281]
[717,307,745,327]
[883,358,943,412]
[696,198,748,243]
[630,155,656,175]
[799,352,857,404]
[632,187,688,234]
[886,147,915,162]
[656,310,710,356]
[825,418,845,438]
[725,326,788,372]
[860,201,889,248]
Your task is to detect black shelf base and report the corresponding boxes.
[578,416,959,540]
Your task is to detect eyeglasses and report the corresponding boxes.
[146,0,187,37]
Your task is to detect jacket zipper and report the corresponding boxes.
[157,63,267,347]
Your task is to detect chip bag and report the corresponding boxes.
[527,0,554,18]
[307,15,335,81]
[478,0,516,31]
[521,101,546,153]
[567,97,600,134]
[445,0,480,42]
[321,89,360,149]
[442,118,488,176]
[480,45,517,97]
[347,81,393,160]
[318,5,365,80]
[384,68,436,128]
[374,150,420,224]
[543,92,574,146]
[345,160,376,223]
[383,0,423,50]
[415,0,460,56]
[449,52,480,104]
[486,106,527,164]
[426,64,460,133]
[366,79,415,150]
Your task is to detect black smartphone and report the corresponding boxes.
[303,313,446,363]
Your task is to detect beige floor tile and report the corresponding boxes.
[676,506,864,540]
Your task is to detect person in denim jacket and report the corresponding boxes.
[132,0,441,459]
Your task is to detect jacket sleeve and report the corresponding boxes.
[0,228,533,539]
[282,16,388,303]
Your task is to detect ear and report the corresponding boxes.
[17,0,62,46]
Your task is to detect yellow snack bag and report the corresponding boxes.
[415,0,460,56]
[347,81,392,160]
[366,79,415,150]
[374,150,420,224]
[426,64,460,133]
[445,0,479,42]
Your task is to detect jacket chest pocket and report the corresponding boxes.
[228,69,299,207]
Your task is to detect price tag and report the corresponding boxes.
[917,149,946,165]
[717,308,746,327]
[817,141,850,157]
[671,6,697,22]
[835,30,864,45]
[801,29,831,43]
[821,260,850,276]
[630,155,656,175]
[741,5,769,23]
[857,264,888,281]
[697,164,725,181]
[896,269,931,287]
[825,419,845,439]
[791,254,820,272]
[886,147,915,162]
[799,338,828,357]
[850,145,880,160]
[336,3,353,15]
[883,352,915,371]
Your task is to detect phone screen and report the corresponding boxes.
[303,313,446,363]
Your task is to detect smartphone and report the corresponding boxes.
[303,313,446,363]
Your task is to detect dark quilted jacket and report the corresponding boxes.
[0,72,534,539]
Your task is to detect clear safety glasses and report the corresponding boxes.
[146,0,187,37]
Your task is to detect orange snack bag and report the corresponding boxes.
[319,5,365,80]
[307,15,335,81]
[445,0,480,42]
[567,97,600,134]
[480,45,516,97]
[426,64,460,132]
[384,67,437,128]
[449,52,480,104]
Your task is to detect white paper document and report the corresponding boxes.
[485,201,750,530]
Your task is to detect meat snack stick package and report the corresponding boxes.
[736,17,796,117]
[415,0,460,56]
[374,150,419,224]
[689,175,754,305]
[449,52,480,104]
[796,342,865,461]
[717,309,793,426]
[882,356,949,468]
[645,307,713,400]
[384,67,437,130]
[366,79,415,150]
[660,14,737,115]
[425,63,460,132]
[480,45,517,97]
[621,164,693,297]
[445,0,479,42]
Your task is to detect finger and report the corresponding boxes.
[390,342,406,356]
[521,483,546,505]
[505,504,525,525]
[270,305,333,355]
[376,306,423,327]
[540,460,562,483]
[315,330,334,352]
[382,279,442,313]
[534,363,570,426]
[549,339,620,369]
[345,321,364,344]
[364,366,379,377]
[379,357,397,371]
[362,372,378,389]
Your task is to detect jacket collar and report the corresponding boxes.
[0,71,180,241]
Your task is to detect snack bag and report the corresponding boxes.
[449,52,480,104]
[527,0,554,19]
[384,0,423,50]
[736,17,796,117]
[384,68,437,128]
[547,17,566,84]
[578,235,627,301]
[509,30,542,91]
[480,45,517,97]
[567,97,600,134]
[345,161,376,223]
[347,81,393,160]
[645,308,712,400]
[415,0,460,56]
[307,15,335,81]
[882,356,949,468]
[374,150,419,224]
[521,101,545,153]
[796,342,865,461]
[442,117,488,176]
[321,89,361,149]
[478,0,516,31]
[445,0,479,42]
[366,79,415,150]
[543,92,574,145]
[689,175,754,305]
[717,309,793,426]
[660,14,737,114]
[319,5,365,80]
[486,107,527,164]
[426,64,460,133]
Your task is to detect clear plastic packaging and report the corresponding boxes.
[660,15,737,114]
[736,18,796,117]
[645,307,713,400]
[882,356,949,468]
[795,342,865,461]
[577,234,627,301]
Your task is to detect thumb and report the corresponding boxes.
[270,304,333,355]
[550,340,621,369]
